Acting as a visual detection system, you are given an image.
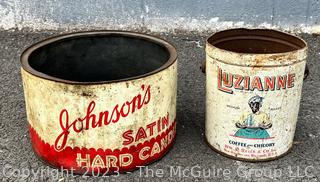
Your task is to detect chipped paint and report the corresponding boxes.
[4,17,319,34]
[22,61,177,173]
[205,29,307,161]
[0,0,320,34]
[20,32,178,173]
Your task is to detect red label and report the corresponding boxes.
[54,85,151,152]
[29,119,176,174]
[217,66,296,94]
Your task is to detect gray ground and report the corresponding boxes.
[0,30,319,182]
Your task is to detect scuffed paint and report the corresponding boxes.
[20,30,178,173]
[0,0,15,29]
[143,17,317,34]
[205,29,308,161]
[0,0,319,34]
[311,25,320,34]
[21,59,178,173]
[1,15,318,34]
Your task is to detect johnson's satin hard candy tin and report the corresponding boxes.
[20,31,177,174]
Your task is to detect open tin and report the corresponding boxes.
[21,31,177,174]
[203,29,308,161]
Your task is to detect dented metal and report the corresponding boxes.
[204,29,308,161]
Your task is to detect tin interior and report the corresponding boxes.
[23,32,176,83]
[207,29,307,54]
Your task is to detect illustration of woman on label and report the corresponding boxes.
[235,95,272,139]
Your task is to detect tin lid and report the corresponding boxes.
[206,29,307,67]
[21,31,177,84]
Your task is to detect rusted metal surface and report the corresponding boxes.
[204,29,307,161]
[20,31,177,174]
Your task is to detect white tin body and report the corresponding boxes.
[21,31,178,173]
[205,29,307,161]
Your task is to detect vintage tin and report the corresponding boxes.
[21,31,177,174]
[204,29,308,161]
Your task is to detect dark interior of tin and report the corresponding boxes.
[28,35,170,82]
[208,29,306,54]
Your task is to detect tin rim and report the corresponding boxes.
[206,28,307,55]
[21,31,178,85]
